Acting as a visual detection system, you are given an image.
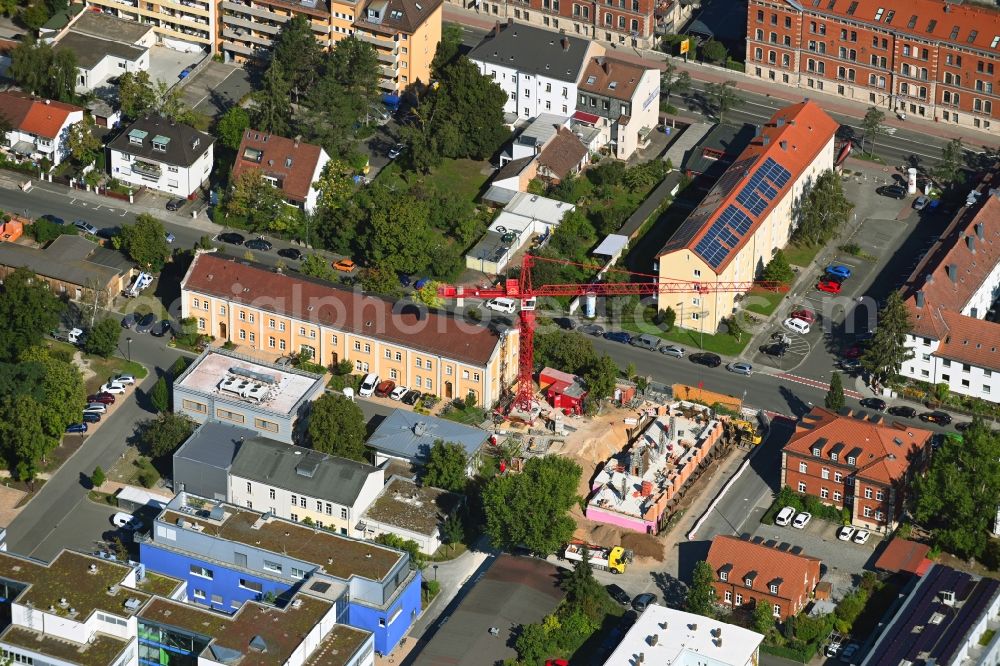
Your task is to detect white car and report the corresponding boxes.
[111,512,143,531]
[112,374,136,385]
[84,403,107,414]
[100,382,126,395]
[792,511,812,529]
[775,506,796,526]
[837,526,856,541]
[783,317,811,335]
[484,297,516,314]
[358,373,379,398]
[389,385,408,401]
[853,529,871,545]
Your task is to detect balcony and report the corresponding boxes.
[132,160,161,178]
[222,13,281,34]
[376,48,396,64]
[220,0,287,21]
[222,28,273,46]
[224,41,256,56]
[378,78,396,92]
[379,64,395,77]
[355,30,394,48]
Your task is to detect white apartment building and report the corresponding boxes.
[468,20,597,122]
[107,115,215,197]
[575,55,660,160]
[902,184,1000,403]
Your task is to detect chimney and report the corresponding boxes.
[648,633,659,646]
[946,263,958,283]
[780,140,788,150]
[975,222,985,240]
[561,36,570,51]
[915,290,925,308]
[294,135,301,147]
[966,234,976,252]
[601,58,610,75]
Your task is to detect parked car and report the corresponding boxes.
[817,279,843,294]
[485,297,517,314]
[40,214,66,226]
[553,317,576,331]
[218,232,245,245]
[74,220,99,235]
[100,382,126,395]
[332,258,357,272]
[358,373,380,397]
[66,422,88,433]
[690,352,722,367]
[888,405,917,418]
[374,380,396,398]
[112,512,143,531]
[578,324,605,337]
[84,403,108,414]
[840,642,861,663]
[603,331,632,344]
[112,374,136,385]
[150,319,172,337]
[278,248,302,261]
[919,410,952,425]
[726,362,753,376]
[82,412,101,424]
[413,277,431,290]
[136,313,157,333]
[790,308,816,324]
[783,317,811,335]
[853,530,871,545]
[860,397,887,411]
[401,390,422,405]
[772,332,792,345]
[629,334,659,351]
[121,313,138,329]
[759,342,788,357]
[955,421,974,432]
[387,143,405,159]
[840,358,862,372]
[398,274,413,288]
[166,198,184,212]
[390,385,409,401]
[96,226,120,239]
[164,232,175,244]
[606,584,630,606]
[825,264,852,280]
[837,525,856,541]
[877,184,906,199]
[913,195,930,211]
[659,345,686,358]
[826,632,844,658]
[631,593,657,612]
[87,393,116,405]
[178,66,193,79]
[775,506,796,526]
[245,237,273,251]
[792,511,812,529]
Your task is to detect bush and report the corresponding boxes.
[137,459,160,488]
[91,466,105,488]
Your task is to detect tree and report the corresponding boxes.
[83,318,120,358]
[753,600,775,635]
[149,376,169,413]
[91,465,105,488]
[583,354,619,402]
[315,160,356,213]
[270,15,323,104]
[915,421,1000,559]
[0,394,49,482]
[661,61,692,104]
[137,412,195,458]
[440,512,464,553]
[119,214,171,271]
[48,48,77,103]
[299,254,337,282]
[17,347,85,447]
[660,306,677,331]
[169,356,191,378]
[793,169,853,246]
[215,106,251,151]
[825,371,845,411]
[374,532,426,569]
[20,2,50,31]
[253,60,292,135]
[432,23,463,75]
[0,268,64,362]
[423,440,469,492]
[932,138,965,186]
[686,560,717,618]
[226,168,287,232]
[118,71,158,120]
[861,106,885,156]
[67,115,101,167]
[860,291,912,389]
[482,455,581,555]
[760,249,795,284]
[707,80,741,124]
[701,39,728,65]
[534,331,596,376]
[413,280,443,309]
[307,393,367,461]
[10,37,54,97]
[561,547,604,605]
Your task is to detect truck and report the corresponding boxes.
[51,327,85,345]
[563,541,633,574]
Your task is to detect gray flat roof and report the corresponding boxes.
[366,410,488,464]
[69,11,155,44]
[0,235,125,288]
[55,31,146,70]
[174,421,253,469]
[229,436,380,507]
[469,22,590,83]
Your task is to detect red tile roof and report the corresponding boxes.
[182,253,506,366]
[657,100,838,272]
[0,91,82,139]
[816,0,1000,52]
[706,535,822,602]
[231,130,326,204]
[903,177,1000,371]
[784,407,933,487]
[874,537,932,576]
[578,56,652,102]
[538,128,588,180]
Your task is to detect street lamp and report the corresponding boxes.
[433,564,439,581]
[126,337,132,363]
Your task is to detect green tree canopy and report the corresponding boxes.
[216,106,251,151]
[861,106,886,154]
[661,60,692,103]
[83,318,120,358]
[91,465,105,488]
[137,412,195,459]
[707,80,740,123]
[761,249,795,284]
[271,15,323,104]
[0,394,49,481]
[150,376,169,413]
[307,393,367,461]
[67,115,101,166]
[583,354,619,402]
[0,267,64,362]
[423,440,469,492]
[253,60,292,135]
[825,371,845,411]
[119,214,171,271]
[226,168,291,233]
[10,37,76,102]
[118,71,159,120]
[932,138,965,186]
[701,39,728,64]
[482,455,581,555]
[860,291,912,389]
[753,600,775,635]
[793,169,853,246]
[686,560,717,617]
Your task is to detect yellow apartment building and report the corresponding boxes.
[181,252,518,407]
[86,0,214,52]
[655,101,838,333]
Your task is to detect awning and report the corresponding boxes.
[592,234,630,257]
[11,140,34,156]
[573,110,600,124]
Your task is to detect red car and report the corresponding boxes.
[843,345,863,359]
[87,393,116,405]
[817,279,842,294]
[374,380,396,398]
[790,308,816,324]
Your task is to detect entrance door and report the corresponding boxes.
[331,351,339,365]
[219,322,227,339]
[445,381,453,399]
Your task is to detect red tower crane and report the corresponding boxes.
[439,254,787,414]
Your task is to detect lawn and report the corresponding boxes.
[783,242,824,268]
[45,339,148,394]
[440,402,487,425]
[622,320,750,357]
[378,157,493,203]
[744,289,786,316]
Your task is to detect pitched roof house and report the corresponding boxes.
[706,534,822,620]
[536,127,589,183]
[231,130,331,214]
[107,115,215,197]
[0,91,84,166]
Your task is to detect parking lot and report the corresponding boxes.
[148,46,205,89]
[180,61,253,117]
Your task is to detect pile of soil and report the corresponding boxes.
[621,532,664,562]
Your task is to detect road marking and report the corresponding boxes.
[778,372,863,399]
[70,198,77,204]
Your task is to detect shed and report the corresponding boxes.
[538,367,587,413]
[115,486,169,513]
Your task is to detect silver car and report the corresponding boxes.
[660,345,686,358]
[727,362,754,376]
[630,334,659,351]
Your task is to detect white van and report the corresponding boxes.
[358,374,380,397]
[783,317,811,335]
[485,297,516,314]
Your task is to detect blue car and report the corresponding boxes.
[399,274,412,287]
[826,264,852,280]
[66,423,88,434]
[413,277,430,290]
[603,331,632,344]
[82,412,101,424]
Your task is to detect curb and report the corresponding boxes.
[686,443,764,540]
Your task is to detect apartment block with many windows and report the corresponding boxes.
[85,0,214,53]
[746,0,1000,133]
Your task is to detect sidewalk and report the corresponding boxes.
[444,5,994,147]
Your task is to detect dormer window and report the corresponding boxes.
[744,571,757,588]
[586,75,596,84]
[284,157,292,168]
[770,584,778,593]
[128,128,147,145]
[720,571,728,581]
[151,135,170,152]
[192,137,200,150]
[745,578,753,587]
[830,452,838,462]
[812,447,821,457]
[847,456,856,465]
[608,81,617,90]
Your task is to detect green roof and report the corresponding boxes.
[128,129,148,140]
[152,134,171,145]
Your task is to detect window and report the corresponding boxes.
[291,566,307,579]
[799,462,808,473]
[773,604,781,618]
[299,496,306,508]
[191,564,214,579]
[216,409,245,424]
[834,491,842,501]
[821,468,830,480]
[798,481,806,492]
[354,341,361,351]
[735,593,743,605]
[263,560,282,573]
[725,590,733,603]
[756,9,763,21]
[876,490,885,501]
[745,577,753,587]
[821,488,829,499]
[720,570,728,581]
[290,513,298,522]
[834,471,843,483]
[182,399,207,413]
[864,506,872,517]
[193,588,206,600]
[269,488,275,500]
[875,511,885,521]
[769,584,778,593]
[785,16,791,27]
[240,579,263,593]
[246,482,252,493]
[864,488,873,499]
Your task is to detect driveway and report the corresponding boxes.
[181,62,253,117]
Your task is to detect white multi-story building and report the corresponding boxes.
[50,12,155,93]
[468,20,597,123]
[0,91,84,167]
[107,115,215,198]
[575,55,660,160]
[902,183,1000,403]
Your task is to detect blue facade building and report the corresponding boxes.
[139,492,421,655]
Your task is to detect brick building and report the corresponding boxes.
[705,534,822,621]
[745,0,1000,133]
[781,407,933,531]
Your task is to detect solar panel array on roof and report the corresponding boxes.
[712,155,760,200]
[694,205,753,269]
